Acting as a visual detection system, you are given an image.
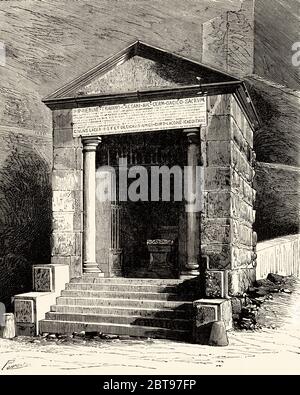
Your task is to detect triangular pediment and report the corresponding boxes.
[44,41,238,100]
[76,55,202,96]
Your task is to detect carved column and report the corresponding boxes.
[180,128,200,279]
[82,137,103,275]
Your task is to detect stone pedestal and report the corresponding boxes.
[109,249,123,277]
[14,292,57,336]
[14,264,70,336]
[192,298,232,344]
[33,264,69,294]
[147,239,175,278]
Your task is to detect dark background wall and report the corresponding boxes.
[254,0,300,91]
[0,0,299,306]
[252,0,300,242]
[0,132,51,306]
[246,77,300,241]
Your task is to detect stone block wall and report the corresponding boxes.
[51,110,83,278]
[201,0,300,254]
[201,94,256,297]
[228,97,256,295]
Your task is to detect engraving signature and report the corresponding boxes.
[1,359,27,370]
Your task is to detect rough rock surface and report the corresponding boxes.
[247,76,300,241]
[234,273,297,330]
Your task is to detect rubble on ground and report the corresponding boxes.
[233,273,296,331]
[12,330,152,346]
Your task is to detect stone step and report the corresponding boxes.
[70,277,185,285]
[51,304,191,320]
[56,296,193,310]
[66,282,178,293]
[39,319,191,341]
[45,312,191,331]
[60,289,194,301]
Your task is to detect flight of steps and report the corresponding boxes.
[39,277,195,341]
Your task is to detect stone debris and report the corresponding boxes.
[11,330,159,347]
[85,331,98,338]
[57,334,71,339]
[238,305,258,330]
[250,298,263,306]
[30,339,41,344]
[47,333,57,339]
[234,273,295,331]
[267,273,285,284]
[99,333,120,340]
[255,278,275,287]
[33,331,119,344]
[281,288,292,294]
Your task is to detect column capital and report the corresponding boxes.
[183,128,200,144]
[82,137,102,152]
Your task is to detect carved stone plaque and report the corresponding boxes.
[33,267,53,292]
[15,300,34,323]
[72,97,207,137]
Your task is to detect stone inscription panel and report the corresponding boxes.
[15,300,34,323]
[72,97,207,137]
[33,267,53,292]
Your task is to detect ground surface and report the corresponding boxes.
[0,277,300,375]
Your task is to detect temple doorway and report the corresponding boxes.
[95,130,187,278]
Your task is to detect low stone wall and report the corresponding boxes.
[256,234,300,279]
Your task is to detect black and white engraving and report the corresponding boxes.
[0,0,299,375]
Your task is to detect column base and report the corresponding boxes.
[180,274,199,280]
[180,267,200,279]
[109,249,123,277]
[83,262,104,277]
